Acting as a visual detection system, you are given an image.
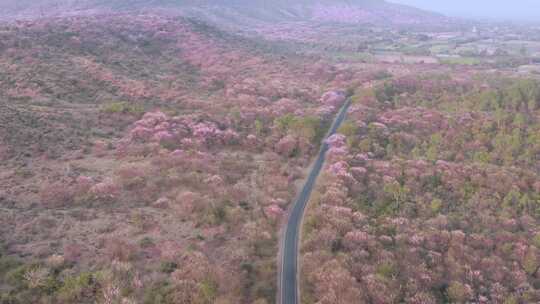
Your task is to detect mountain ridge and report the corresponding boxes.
[0,0,452,28]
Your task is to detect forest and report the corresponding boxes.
[0,1,539,304]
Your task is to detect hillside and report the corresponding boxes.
[0,0,453,28]
[0,13,378,303]
[1,1,538,304]
[301,74,540,303]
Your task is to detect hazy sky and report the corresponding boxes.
[389,0,540,21]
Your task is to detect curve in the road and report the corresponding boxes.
[279,98,352,304]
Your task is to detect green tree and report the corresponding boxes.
[426,133,442,162]
[290,116,322,143]
[254,119,264,136]
[383,180,410,212]
[275,114,296,133]
[502,189,521,211]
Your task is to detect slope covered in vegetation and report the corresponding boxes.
[0,14,371,303]
[301,74,540,303]
[0,1,538,304]
[0,0,452,28]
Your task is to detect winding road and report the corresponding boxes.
[279,98,352,304]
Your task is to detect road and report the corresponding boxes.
[279,98,352,304]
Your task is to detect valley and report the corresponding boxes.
[0,1,538,304]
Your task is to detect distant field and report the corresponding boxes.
[374,53,439,64]
[440,56,481,65]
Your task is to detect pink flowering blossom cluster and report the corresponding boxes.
[320,90,346,108]
[315,105,336,118]
[130,111,170,140]
[325,134,346,148]
[271,98,302,116]
[74,175,94,196]
[321,184,348,206]
[264,204,284,220]
[378,107,449,135]
[122,111,240,154]
[328,161,350,178]
[343,230,370,249]
[350,166,367,180]
[192,121,239,144]
[89,178,119,201]
[275,135,298,156]
[326,133,352,163]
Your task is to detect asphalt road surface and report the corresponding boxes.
[279,98,352,304]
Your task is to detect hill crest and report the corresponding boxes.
[0,0,451,27]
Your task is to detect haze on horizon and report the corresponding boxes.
[390,0,540,22]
